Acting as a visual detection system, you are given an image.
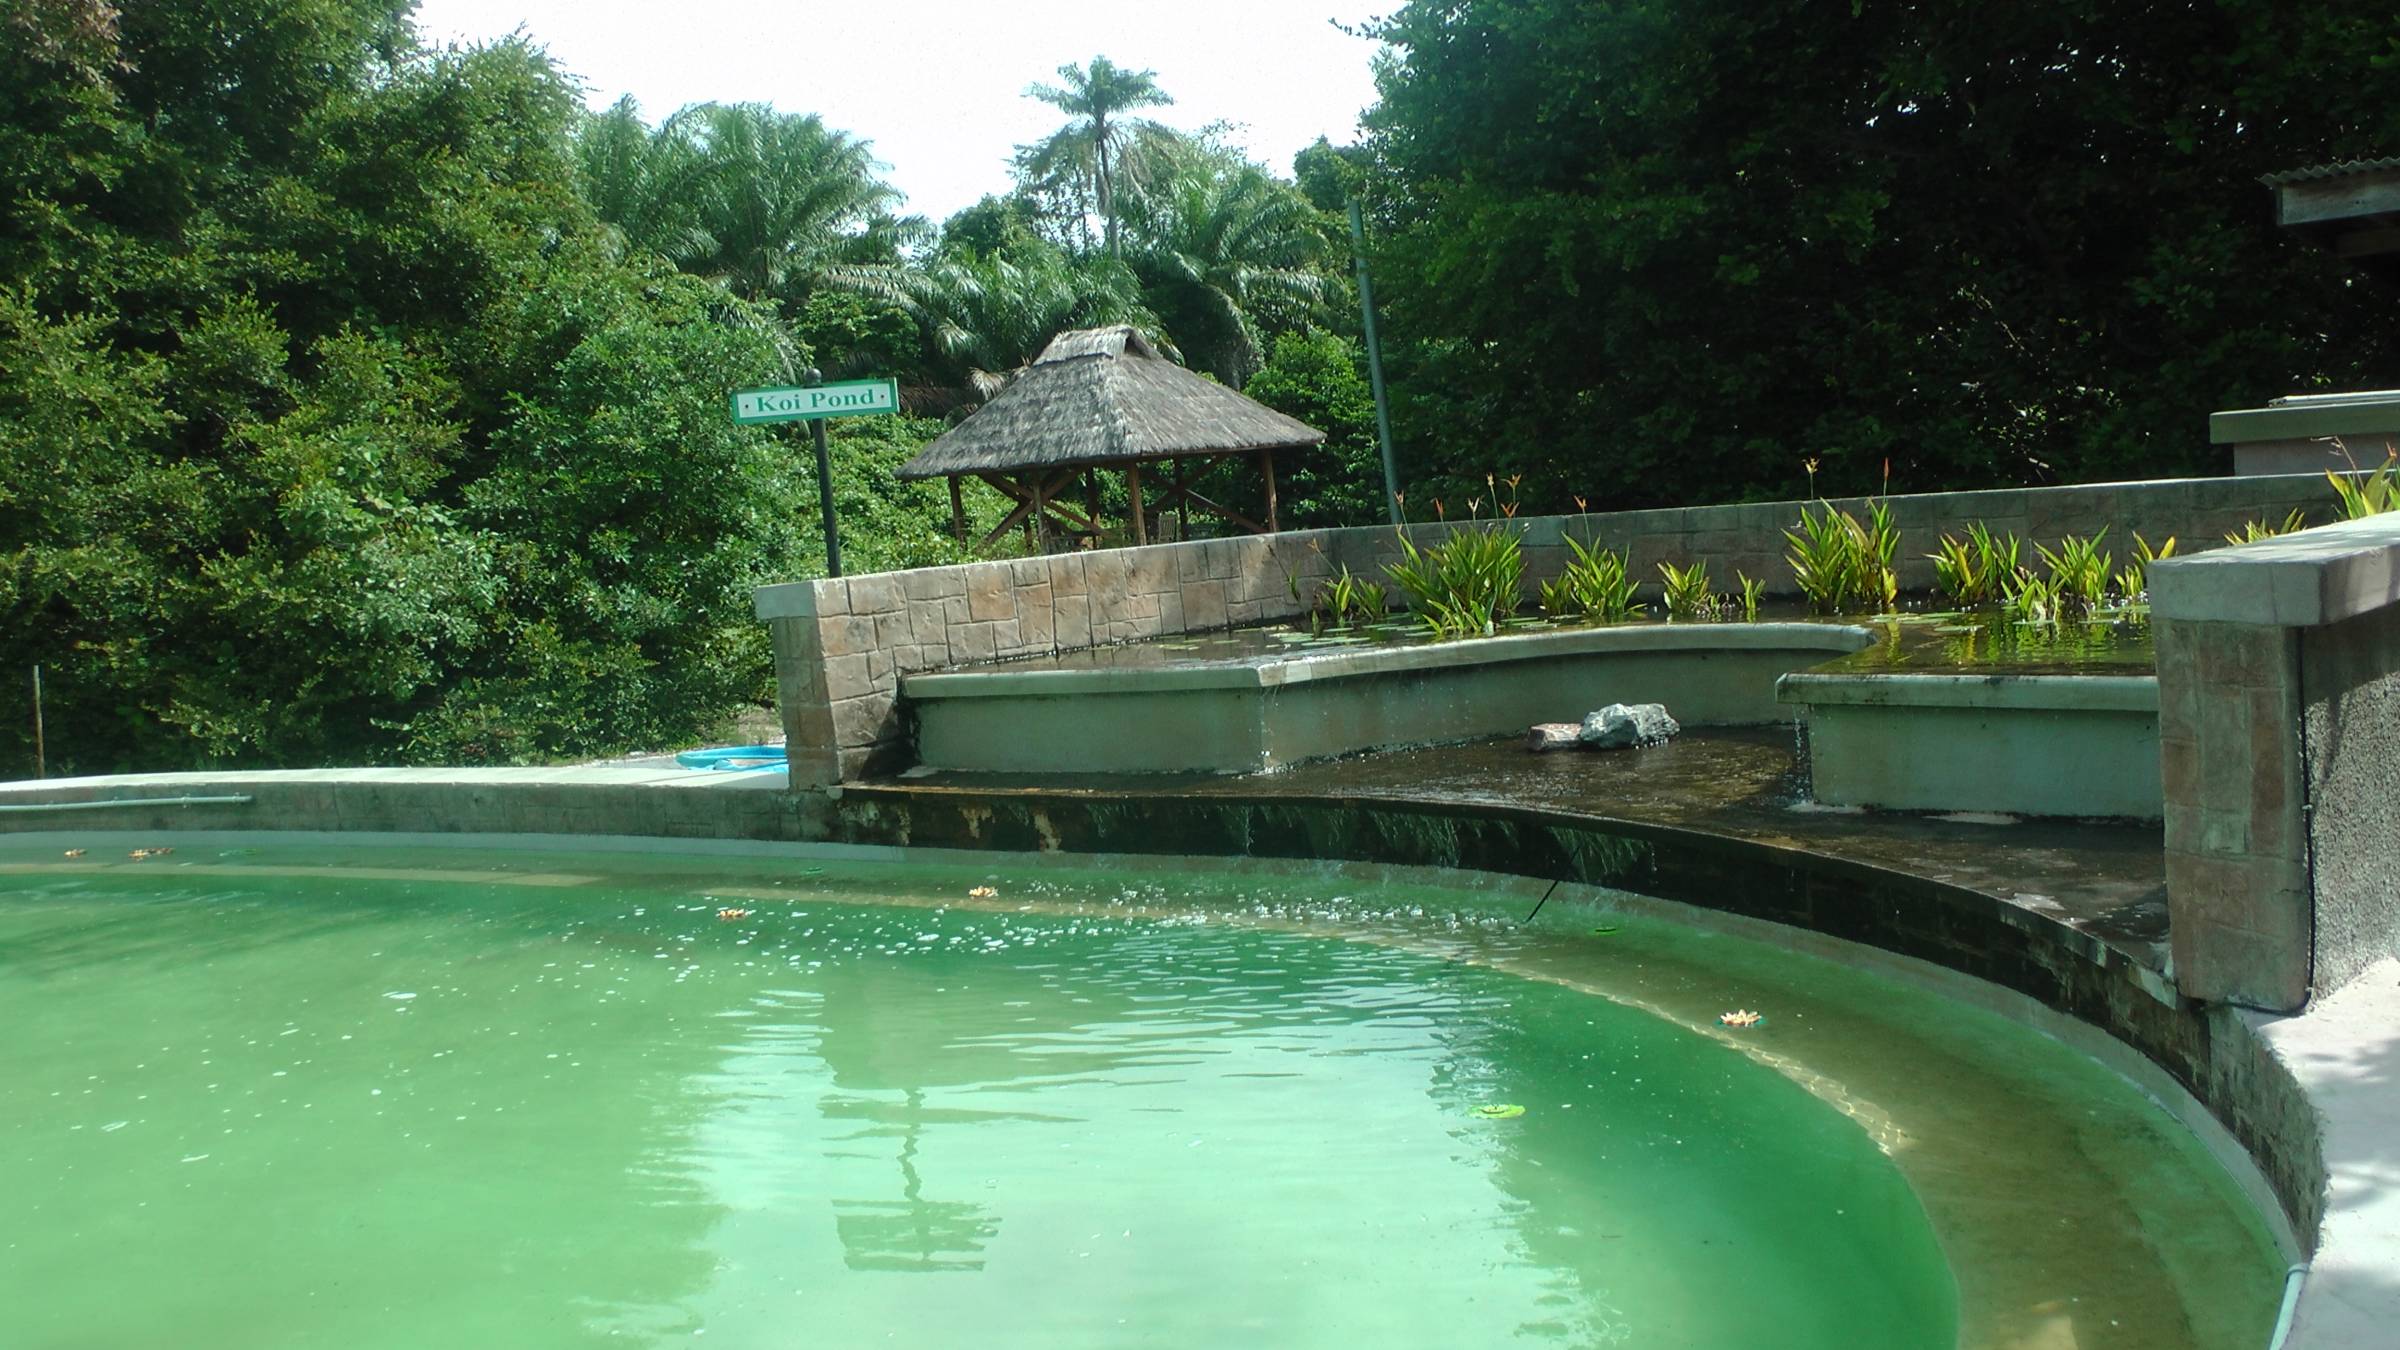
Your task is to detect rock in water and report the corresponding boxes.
[1525,722,1583,752]
[1579,703,1680,750]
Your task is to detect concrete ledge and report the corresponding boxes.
[2151,513,2400,627]
[1780,673,2162,818]
[905,621,1870,699]
[1777,671,2159,713]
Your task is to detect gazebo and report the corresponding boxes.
[896,326,1325,549]
[2261,157,2400,286]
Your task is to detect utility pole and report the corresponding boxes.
[1349,198,1403,524]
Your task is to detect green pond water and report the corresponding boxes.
[0,843,2280,1349]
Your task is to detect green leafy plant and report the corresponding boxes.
[1536,533,1643,622]
[1386,524,1526,637]
[2033,530,2112,620]
[1310,563,1389,628]
[2113,532,2176,603]
[2001,567,2064,625]
[1926,522,2020,607]
[2226,509,2309,546]
[1784,501,1898,614]
[1735,571,1764,622]
[1657,559,1725,621]
[2327,441,2400,520]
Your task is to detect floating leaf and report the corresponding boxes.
[1471,1103,1527,1120]
[1718,1009,1765,1029]
[1589,924,1621,935]
[967,886,998,899]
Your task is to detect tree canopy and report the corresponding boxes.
[1354,0,2400,510]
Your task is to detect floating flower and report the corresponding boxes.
[967,886,997,899]
[716,908,752,921]
[62,849,84,859]
[1471,1103,1526,1120]
[1718,1009,1764,1028]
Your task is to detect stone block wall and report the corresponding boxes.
[758,473,2337,787]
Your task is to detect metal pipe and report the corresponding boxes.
[0,794,254,814]
[1348,198,1402,524]
[2267,1263,2309,1350]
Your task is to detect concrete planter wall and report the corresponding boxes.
[757,473,2334,786]
[908,623,1869,775]
[1778,672,2161,818]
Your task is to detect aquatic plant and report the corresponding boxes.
[1657,559,1724,622]
[2112,533,2176,604]
[1734,571,1764,622]
[2033,530,2112,620]
[1536,534,1643,622]
[2226,508,2309,546]
[1386,524,1526,637]
[1784,500,1897,614]
[2327,442,2400,520]
[1309,564,1389,629]
[1926,522,2020,607]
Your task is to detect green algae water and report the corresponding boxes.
[0,843,2281,1349]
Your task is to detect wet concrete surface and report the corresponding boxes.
[883,725,2171,970]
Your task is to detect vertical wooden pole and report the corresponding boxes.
[31,664,44,780]
[948,476,966,542]
[1260,449,1280,534]
[1084,469,1100,547]
[1125,464,1147,546]
[1030,474,1050,553]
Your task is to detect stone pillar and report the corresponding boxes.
[2151,618,2308,1008]
[2151,514,2400,1011]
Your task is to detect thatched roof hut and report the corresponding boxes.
[898,326,1325,547]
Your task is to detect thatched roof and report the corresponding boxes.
[895,327,1325,480]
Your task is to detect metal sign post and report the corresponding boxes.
[730,375,902,579]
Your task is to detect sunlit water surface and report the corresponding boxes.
[0,844,2279,1349]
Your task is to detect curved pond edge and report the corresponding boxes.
[4,769,2388,1345]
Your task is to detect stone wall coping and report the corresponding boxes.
[1777,670,2160,713]
[754,578,842,621]
[2150,513,2400,627]
[902,621,1871,700]
[2210,398,2400,445]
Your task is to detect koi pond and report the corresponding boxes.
[0,840,2280,1349]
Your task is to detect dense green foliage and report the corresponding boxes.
[1356,0,2400,510]
[0,0,967,775]
[18,1,2394,775]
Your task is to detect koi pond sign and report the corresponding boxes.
[730,379,899,424]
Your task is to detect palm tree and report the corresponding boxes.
[833,239,1166,403]
[574,101,911,314]
[1121,154,1334,386]
[1016,57,1176,256]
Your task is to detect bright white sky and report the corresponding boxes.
[408,0,1394,224]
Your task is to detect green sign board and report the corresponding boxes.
[730,379,899,424]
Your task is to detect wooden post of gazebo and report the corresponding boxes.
[1125,464,1147,546]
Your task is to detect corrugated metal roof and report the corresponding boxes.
[2259,157,2400,187]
